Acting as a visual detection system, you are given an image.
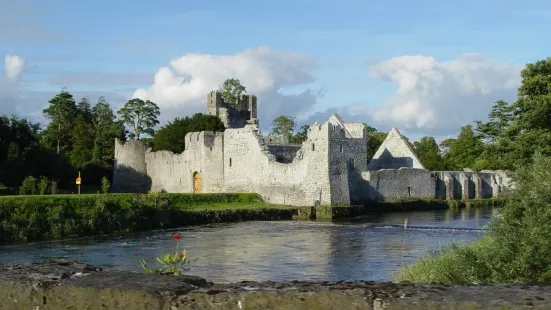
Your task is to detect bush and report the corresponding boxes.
[50,180,57,195]
[38,176,49,195]
[19,176,37,195]
[396,153,551,284]
[101,177,110,193]
[0,193,265,242]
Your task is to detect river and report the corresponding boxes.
[0,207,497,283]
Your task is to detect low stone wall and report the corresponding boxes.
[1,260,550,309]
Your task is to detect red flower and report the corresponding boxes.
[172,233,182,240]
[178,252,184,258]
[133,252,138,257]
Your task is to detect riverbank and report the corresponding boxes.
[0,193,508,242]
[1,259,549,309]
[0,193,297,242]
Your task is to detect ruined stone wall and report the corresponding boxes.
[112,139,151,193]
[206,91,256,129]
[144,132,225,193]
[434,171,504,200]
[326,119,368,205]
[361,168,437,201]
[222,123,332,206]
[266,144,302,163]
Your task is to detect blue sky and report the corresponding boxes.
[1,0,550,140]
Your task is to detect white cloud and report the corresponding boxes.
[4,54,25,80]
[133,46,320,128]
[367,54,521,134]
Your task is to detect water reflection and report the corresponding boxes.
[0,208,496,282]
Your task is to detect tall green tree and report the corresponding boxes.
[117,98,160,140]
[219,78,246,106]
[474,100,514,143]
[154,113,225,153]
[70,114,94,169]
[269,116,297,142]
[92,97,125,163]
[41,89,78,154]
[444,125,484,170]
[413,136,444,170]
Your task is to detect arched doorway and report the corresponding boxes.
[193,172,202,193]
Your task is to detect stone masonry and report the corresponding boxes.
[112,92,514,206]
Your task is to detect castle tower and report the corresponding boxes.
[112,139,151,193]
[206,91,258,129]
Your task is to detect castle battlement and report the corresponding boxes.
[206,90,257,129]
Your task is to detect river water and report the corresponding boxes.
[0,207,497,283]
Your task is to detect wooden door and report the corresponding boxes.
[193,172,202,193]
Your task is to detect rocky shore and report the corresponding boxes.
[0,259,550,309]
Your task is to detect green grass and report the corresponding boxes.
[0,193,297,242]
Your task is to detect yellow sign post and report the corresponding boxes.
[76,171,81,194]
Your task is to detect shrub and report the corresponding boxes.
[50,180,57,195]
[101,176,110,194]
[396,153,551,284]
[19,176,37,195]
[0,192,267,242]
[38,176,49,195]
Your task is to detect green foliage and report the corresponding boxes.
[38,176,49,195]
[19,176,37,195]
[154,113,225,153]
[269,115,297,141]
[50,180,57,195]
[289,125,309,144]
[0,193,268,242]
[268,116,309,144]
[443,125,484,170]
[70,114,94,169]
[366,131,387,161]
[92,97,126,164]
[413,137,445,170]
[41,89,78,154]
[219,78,246,106]
[396,153,551,284]
[101,177,110,194]
[117,98,161,140]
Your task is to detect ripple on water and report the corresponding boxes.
[0,208,497,282]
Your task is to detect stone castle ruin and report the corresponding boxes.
[112,91,513,206]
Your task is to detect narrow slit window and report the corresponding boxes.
[340,144,343,152]
[312,143,315,151]
[407,186,411,196]
[229,158,232,167]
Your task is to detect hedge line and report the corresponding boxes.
[0,193,271,242]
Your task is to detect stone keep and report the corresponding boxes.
[112,92,513,206]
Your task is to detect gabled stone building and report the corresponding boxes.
[112,91,513,206]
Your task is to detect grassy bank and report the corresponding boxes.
[0,193,297,243]
[395,154,551,285]
[366,197,508,212]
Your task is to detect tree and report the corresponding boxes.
[413,136,444,170]
[69,114,94,169]
[117,98,160,140]
[41,89,78,154]
[92,97,125,163]
[474,100,514,143]
[220,78,246,106]
[154,114,225,154]
[269,116,297,142]
[289,125,309,144]
[444,125,484,170]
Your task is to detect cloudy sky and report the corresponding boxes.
[1,0,549,141]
